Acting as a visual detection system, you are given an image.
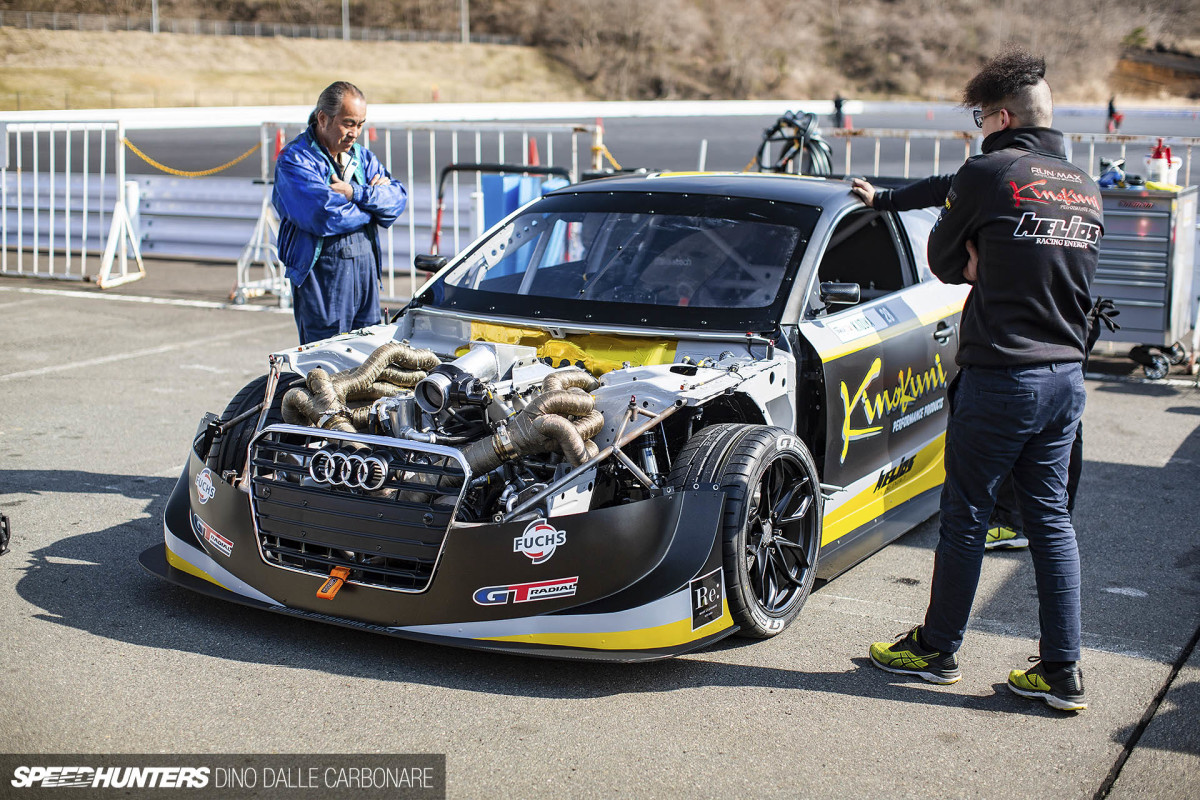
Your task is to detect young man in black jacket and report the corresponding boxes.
[851,177,1117,546]
[867,48,1103,712]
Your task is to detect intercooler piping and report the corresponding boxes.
[281,341,441,433]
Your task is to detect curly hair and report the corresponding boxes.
[962,46,1046,108]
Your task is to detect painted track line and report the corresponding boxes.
[0,323,292,382]
[0,285,291,312]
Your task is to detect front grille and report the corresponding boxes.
[248,425,468,592]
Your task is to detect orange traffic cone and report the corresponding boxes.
[528,138,540,166]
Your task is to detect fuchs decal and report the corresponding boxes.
[1009,180,1100,211]
[838,354,949,462]
[513,519,567,564]
[1013,212,1102,247]
[690,568,723,630]
[194,468,216,504]
[472,577,579,606]
[193,514,233,557]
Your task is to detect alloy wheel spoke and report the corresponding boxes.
[771,483,801,522]
[780,493,813,525]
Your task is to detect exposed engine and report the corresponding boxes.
[276,339,618,522]
[259,329,794,526]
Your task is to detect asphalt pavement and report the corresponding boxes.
[0,257,1198,799]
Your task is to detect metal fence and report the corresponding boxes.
[0,11,519,44]
[1,122,143,287]
[241,121,599,305]
[825,127,1197,186]
[2,118,598,302]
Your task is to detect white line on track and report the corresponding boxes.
[0,324,292,382]
[0,285,293,313]
[1085,371,1199,388]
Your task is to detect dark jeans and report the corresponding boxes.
[923,362,1086,662]
[992,423,1083,525]
[291,228,380,345]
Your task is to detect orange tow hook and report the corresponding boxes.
[317,566,351,600]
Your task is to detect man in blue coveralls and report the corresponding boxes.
[273,81,407,344]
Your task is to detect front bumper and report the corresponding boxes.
[141,442,738,663]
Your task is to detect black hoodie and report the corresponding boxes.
[927,127,1103,368]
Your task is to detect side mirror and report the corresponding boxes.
[819,281,861,306]
[414,253,447,272]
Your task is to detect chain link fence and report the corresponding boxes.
[0,10,519,44]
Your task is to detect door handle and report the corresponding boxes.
[933,321,954,344]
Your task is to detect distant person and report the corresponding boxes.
[273,81,407,344]
[833,92,846,129]
[1106,96,1123,133]
[866,47,1103,713]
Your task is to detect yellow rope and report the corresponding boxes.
[123,137,261,178]
[592,144,623,171]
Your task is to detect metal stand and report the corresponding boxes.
[232,187,290,307]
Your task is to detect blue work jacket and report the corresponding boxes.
[272,127,407,287]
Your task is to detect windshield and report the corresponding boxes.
[418,191,820,332]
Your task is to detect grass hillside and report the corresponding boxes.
[2,0,1199,111]
[0,27,597,110]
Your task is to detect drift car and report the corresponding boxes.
[141,172,970,662]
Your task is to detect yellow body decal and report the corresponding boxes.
[822,434,947,546]
[463,322,676,375]
[479,602,733,650]
[818,299,966,364]
[166,545,230,591]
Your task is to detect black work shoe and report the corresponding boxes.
[1008,658,1088,711]
[869,626,962,684]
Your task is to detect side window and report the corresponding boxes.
[815,209,915,305]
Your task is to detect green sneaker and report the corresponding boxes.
[986,524,1029,550]
[869,626,961,684]
[1008,658,1088,711]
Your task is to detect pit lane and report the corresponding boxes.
[0,268,1197,798]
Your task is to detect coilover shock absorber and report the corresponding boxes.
[635,427,663,484]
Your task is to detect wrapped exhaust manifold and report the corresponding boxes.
[282,341,441,433]
[461,369,603,474]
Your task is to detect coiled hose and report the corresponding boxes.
[751,110,834,177]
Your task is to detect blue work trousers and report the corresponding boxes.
[922,362,1086,662]
[291,228,380,345]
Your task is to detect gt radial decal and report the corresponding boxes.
[473,577,579,606]
[194,468,216,504]
[513,519,567,564]
[192,514,233,557]
[838,354,949,463]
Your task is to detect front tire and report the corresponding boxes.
[212,372,301,478]
[669,424,823,638]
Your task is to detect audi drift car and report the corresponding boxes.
[141,172,969,662]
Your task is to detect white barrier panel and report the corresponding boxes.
[2,121,144,287]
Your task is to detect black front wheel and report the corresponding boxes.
[669,424,823,638]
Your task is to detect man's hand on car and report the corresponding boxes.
[850,177,876,208]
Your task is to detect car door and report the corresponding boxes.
[796,206,968,577]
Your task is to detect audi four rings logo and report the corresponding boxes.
[308,450,390,490]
